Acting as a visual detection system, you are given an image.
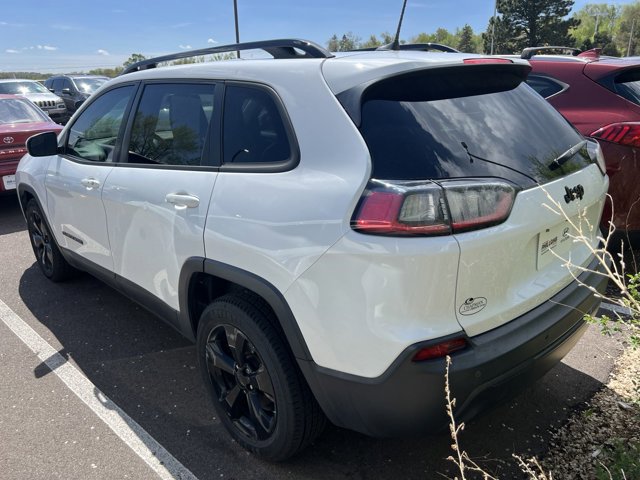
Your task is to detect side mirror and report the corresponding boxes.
[74,99,85,110]
[27,131,59,157]
[62,88,71,95]
[48,88,55,93]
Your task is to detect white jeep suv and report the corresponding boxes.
[16,39,609,461]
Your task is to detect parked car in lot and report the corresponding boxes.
[0,79,67,123]
[44,74,109,120]
[0,95,62,194]
[17,39,609,460]
[519,46,640,245]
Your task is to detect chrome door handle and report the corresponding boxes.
[165,193,200,209]
[81,177,100,189]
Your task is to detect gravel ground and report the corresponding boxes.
[537,331,639,480]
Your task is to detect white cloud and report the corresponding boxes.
[6,49,18,54]
[97,49,110,56]
[43,45,58,51]
[207,38,218,44]
[179,44,192,50]
[51,24,79,31]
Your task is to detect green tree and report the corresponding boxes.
[327,34,340,51]
[570,3,620,49]
[488,0,578,53]
[457,24,476,52]
[338,32,360,51]
[617,2,640,56]
[593,31,620,55]
[482,15,518,54]
[123,53,147,67]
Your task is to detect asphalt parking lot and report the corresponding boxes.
[0,193,625,480]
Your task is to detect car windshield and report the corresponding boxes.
[0,81,50,95]
[0,97,51,124]
[73,78,107,94]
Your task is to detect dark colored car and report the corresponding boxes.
[44,75,109,120]
[0,94,62,194]
[519,47,640,245]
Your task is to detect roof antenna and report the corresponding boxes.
[233,0,240,58]
[391,0,408,50]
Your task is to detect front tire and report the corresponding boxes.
[25,199,75,282]
[196,293,325,461]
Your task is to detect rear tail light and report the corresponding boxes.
[352,179,516,236]
[412,337,468,361]
[590,122,640,148]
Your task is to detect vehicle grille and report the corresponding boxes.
[37,100,56,108]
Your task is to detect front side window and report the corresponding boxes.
[126,83,215,166]
[66,85,134,162]
[222,85,291,164]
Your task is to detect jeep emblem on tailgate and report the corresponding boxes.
[564,184,584,203]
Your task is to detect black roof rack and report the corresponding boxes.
[121,39,333,75]
[353,42,459,53]
[520,46,582,60]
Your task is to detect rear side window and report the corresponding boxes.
[222,85,291,164]
[526,75,566,99]
[66,85,134,162]
[360,80,589,185]
[126,83,216,166]
[613,68,640,105]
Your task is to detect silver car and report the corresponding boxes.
[0,79,67,123]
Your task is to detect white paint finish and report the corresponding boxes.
[44,157,115,271]
[0,299,198,480]
[16,153,53,210]
[285,232,461,377]
[205,69,370,293]
[453,165,608,337]
[102,167,217,310]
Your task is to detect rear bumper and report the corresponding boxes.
[299,255,608,437]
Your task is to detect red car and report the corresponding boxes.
[521,47,640,245]
[0,94,62,194]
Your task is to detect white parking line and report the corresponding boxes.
[0,299,199,480]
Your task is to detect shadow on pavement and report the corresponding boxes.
[0,194,26,236]
[17,261,614,480]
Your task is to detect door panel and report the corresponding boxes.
[102,82,218,311]
[102,169,217,310]
[45,85,136,272]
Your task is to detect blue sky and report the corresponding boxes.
[0,0,636,72]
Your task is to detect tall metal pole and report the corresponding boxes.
[233,0,240,58]
[490,0,498,55]
[628,18,636,57]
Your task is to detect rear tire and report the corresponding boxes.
[196,293,325,461]
[25,199,76,282]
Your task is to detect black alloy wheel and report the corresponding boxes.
[205,324,276,441]
[28,206,55,277]
[196,294,326,461]
[25,199,75,282]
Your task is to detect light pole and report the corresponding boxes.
[490,0,498,55]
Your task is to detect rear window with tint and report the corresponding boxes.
[360,82,590,186]
[613,68,640,105]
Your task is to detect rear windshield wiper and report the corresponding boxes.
[548,140,587,171]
